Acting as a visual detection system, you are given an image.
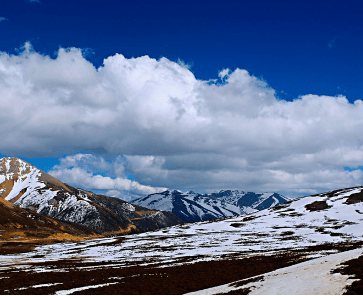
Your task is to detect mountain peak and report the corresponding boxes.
[219,189,233,195]
[0,156,31,166]
[0,157,40,183]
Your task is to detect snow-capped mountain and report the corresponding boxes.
[2,185,363,294]
[132,189,289,222]
[0,157,182,234]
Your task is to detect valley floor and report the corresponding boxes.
[0,237,362,295]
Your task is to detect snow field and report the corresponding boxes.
[1,187,363,272]
[187,247,363,295]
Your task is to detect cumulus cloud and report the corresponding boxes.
[48,154,167,199]
[2,42,363,196]
[218,68,230,80]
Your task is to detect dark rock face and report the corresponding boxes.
[171,192,220,222]
[305,201,331,211]
[84,191,183,233]
[236,192,263,207]
[346,191,363,204]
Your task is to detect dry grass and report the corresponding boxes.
[39,171,72,192]
[0,196,99,253]
[135,210,156,215]
[116,224,137,234]
[0,179,15,199]
[46,233,100,242]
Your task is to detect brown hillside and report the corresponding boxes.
[0,199,99,254]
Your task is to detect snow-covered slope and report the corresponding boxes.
[132,189,289,222]
[2,186,363,294]
[8,185,362,265]
[187,248,363,295]
[0,157,182,234]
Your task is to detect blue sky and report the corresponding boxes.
[2,0,363,101]
[1,0,363,199]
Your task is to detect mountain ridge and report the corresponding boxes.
[132,189,290,222]
[0,157,182,236]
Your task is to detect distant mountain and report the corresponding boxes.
[132,189,290,222]
[0,157,182,235]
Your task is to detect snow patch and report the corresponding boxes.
[55,282,119,295]
[187,248,363,295]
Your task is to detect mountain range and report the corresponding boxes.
[1,184,363,294]
[132,189,289,222]
[6,156,363,293]
[0,157,182,239]
[0,157,291,241]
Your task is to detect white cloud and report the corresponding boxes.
[218,68,230,80]
[20,41,33,53]
[48,154,167,199]
[0,17,8,22]
[53,153,124,176]
[2,42,363,196]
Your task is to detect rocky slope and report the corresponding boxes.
[132,189,289,222]
[0,196,96,246]
[0,157,182,235]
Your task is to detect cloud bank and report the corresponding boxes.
[1,43,363,197]
[48,154,167,200]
